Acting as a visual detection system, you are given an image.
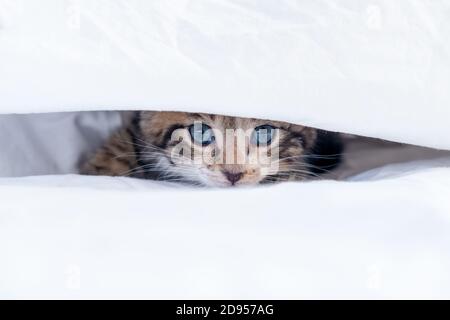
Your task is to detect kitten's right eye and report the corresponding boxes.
[251,124,276,146]
[189,123,215,146]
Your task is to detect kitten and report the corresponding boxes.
[81,111,342,187]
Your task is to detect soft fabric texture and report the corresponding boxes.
[1,167,450,299]
[1,0,450,149]
[1,0,450,299]
[0,112,122,177]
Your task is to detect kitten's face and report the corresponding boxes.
[135,111,318,187]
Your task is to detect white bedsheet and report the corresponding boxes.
[1,0,450,149]
[1,165,450,299]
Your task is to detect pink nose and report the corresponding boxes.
[223,171,243,185]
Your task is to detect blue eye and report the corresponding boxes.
[252,125,276,146]
[189,123,215,146]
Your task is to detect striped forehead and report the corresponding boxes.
[201,115,262,131]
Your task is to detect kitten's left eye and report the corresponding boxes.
[252,125,276,146]
[189,123,215,146]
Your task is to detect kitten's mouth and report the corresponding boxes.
[202,174,248,187]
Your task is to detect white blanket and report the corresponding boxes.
[1,0,450,149]
[1,168,450,299]
[1,0,450,299]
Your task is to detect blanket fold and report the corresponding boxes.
[0,1,449,149]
